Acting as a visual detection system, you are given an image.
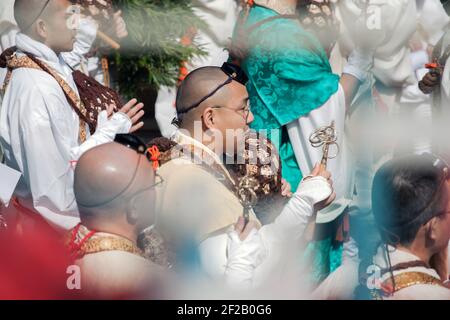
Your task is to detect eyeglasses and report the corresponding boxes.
[211,101,251,123]
[176,62,249,117]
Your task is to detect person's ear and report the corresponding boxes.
[202,107,216,130]
[35,19,47,40]
[425,217,439,242]
[125,197,139,225]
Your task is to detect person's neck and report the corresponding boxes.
[22,32,60,56]
[83,219,138,246]
[180,125,221,157]
[397,243,433,265]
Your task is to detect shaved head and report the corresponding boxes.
[174,65,253,155]
[176,66,230,120]
[14,0,56,32]
[74,142,155,227]
[14,0,76,53]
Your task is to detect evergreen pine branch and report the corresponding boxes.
[108,0,208,98]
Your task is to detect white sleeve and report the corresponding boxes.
[260,176,333,243]
[69,111,131,161]
[312,259,359,300]
[224,229,266,289]
[198,229,266,290]
[342,237,359,264]
[155,86,178,138]
[418,0,450,46]
[312,238,360,300]
[62,17,98,69]
[249,177,332,288]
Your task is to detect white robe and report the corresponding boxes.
[314,244,450,300]
[155,0,239,137]
[0,0,16,52]
[75,230,160,298]
[338,0,418,89]
[156,131,332,293]
[431,29,450,159]
[199,191,317,290]
[0,31,124,231]
[0,0,18,96]
[287,85,353,224]
[398,0,450,154]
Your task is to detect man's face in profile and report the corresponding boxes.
[43,0,77,53]
[212,82,254,156]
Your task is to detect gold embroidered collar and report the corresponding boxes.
[66,224,144,259]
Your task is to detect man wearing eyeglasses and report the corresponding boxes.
[153,64,336,291]
[0,0,144,232]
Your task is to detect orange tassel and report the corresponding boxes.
[147,145,161,170]
[178,63,189,83]
[425,62,439,69]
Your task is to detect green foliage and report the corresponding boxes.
[111,0,207,98]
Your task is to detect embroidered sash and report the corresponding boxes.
[2,51,89,142]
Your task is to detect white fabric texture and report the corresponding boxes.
[199,175,333,289]
[312,237,360,300]
[69,111,131,160]
[0,33,127,230]
[417,0,450,46]
[313,244,450,300]
[224,228,266,289]
[62,17,99,71]
[338,0,418,88]
[0,0,18,91]
[287,85,353,224]
[342,48,375,83]
[155,0,239,137]
[0,0,15,35]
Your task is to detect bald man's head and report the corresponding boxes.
[14,0,76,53]
[176,67,230,120]
[175,65,253,155]
[15,0,51,32]
[74,142,156,230]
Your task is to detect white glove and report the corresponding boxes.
[342,237,359,264]
[224,228,266,289]
[272,176,333,238]
[62,17,99,69]
[70,110,132,160]
[343,48,375,83]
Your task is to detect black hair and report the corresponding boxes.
[353,154,448,299]
[371,154,448,247]
[441,0,450,15]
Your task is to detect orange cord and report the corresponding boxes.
[147,145,161,170]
